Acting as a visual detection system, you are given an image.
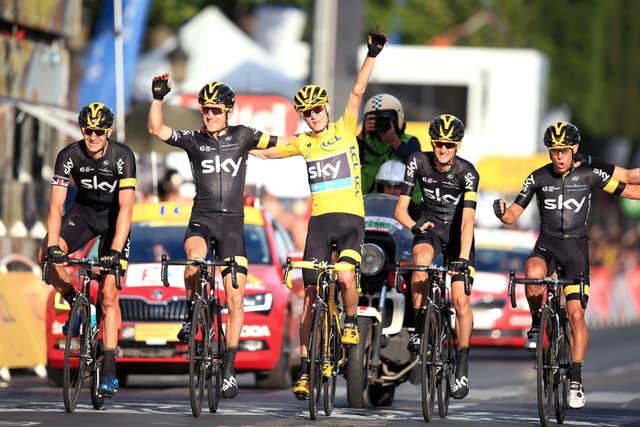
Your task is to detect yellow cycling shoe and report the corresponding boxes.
[341,323,359,345]
[292,374,309,400]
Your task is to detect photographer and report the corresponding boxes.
[358,94,421,204]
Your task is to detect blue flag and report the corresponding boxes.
[78,0,150,113]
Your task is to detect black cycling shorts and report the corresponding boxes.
[59,203,131,271]
[302,213,364,286]
[529,235,590,303]
[412,217,475,284]
[184,209,248,276]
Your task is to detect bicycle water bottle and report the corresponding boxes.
[90,304,97,331]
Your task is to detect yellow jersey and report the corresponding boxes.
[276,110,364,217]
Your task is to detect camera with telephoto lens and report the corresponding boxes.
[374,111,396,134]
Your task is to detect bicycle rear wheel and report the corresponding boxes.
[63,300,90,413]
[189,299,209,417]
[437,318,454,418]
[537,308,556,427]
[421,305,439,422]
[208,300,224,414]
[555,315,572,424]
[308,303,326,420]
[323,314,340,416]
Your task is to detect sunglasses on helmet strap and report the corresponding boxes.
[301,105,324,118]
[83,128,107,137]
[201,106,229,116]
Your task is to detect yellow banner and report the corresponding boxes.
[477,153,549,193]
[0,273,48,368]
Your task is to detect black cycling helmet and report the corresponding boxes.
[543,121,580,149]
[293,84,329,112]
[198,82,235,108]
[78,102,114,129]
[429,114,464,143]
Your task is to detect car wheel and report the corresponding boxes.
[46,365,63,388]
[255,314,292,389]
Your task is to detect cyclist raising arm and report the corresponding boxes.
[574,153,640,184]
[395,114,479,400]
[493,121,640,409]
[253,26,389,400]
[40,103,136,398]
[148,76,290,399]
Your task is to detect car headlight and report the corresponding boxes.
[361,243,385,276]
[222,293,273,313]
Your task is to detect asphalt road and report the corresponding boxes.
[1,325,639,427]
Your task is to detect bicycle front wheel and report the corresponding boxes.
[189,299,210,417]
[437,317,454,418]
[63,299,90,413]
[555,315,572,424]
[421,305,439,422]
[208,300,224,414]
[537,308,556,427]
[308,303,326,420]
[90,342,104,410]
[323,313,340,416]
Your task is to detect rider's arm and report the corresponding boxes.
[249,135,301,159]
[614,166,640,184]
[394,195,416,230]
[47,185,67,247]
[110,188,135,252]
[459,207,475,260]
[497,201,525,225]
[148,73,174,141]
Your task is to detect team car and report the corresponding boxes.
[469,228,538,347]
[45,201,298,388]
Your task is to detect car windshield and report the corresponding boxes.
[475,248,529,273]
[93,223,272,265]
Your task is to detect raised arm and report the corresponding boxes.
[345,26,389,118]
[147,73,174,141]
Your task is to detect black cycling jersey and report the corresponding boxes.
[514,164,625,238]
[401,152,479,224]
[165,126,276,214]
[52,140,137,210]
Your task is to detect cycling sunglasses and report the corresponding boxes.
[83,128,107,137]
[432,141,458,149]
[301,105,324,118]
[201,106,228,116]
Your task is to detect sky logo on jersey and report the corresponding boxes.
[424,188,461,205]
[464,172,476,190]
[543,195,587,212]
[80,176,118,192]
[201,156,242,176]
[593,168,610,181]
[519,174,535,196]
[307,152,352,193]
[63,158,73,175]
[117,158,125,174]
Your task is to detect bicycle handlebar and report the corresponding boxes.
[160,254,239,289]
[42,256,121,290]
[282,258,359,289]
[394,263,472,296]
[507,270,586,309]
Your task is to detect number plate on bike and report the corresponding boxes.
[134,323,182,342]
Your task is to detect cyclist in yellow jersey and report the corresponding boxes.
[254,27,388,400]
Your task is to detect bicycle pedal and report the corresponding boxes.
[322,364,333,377]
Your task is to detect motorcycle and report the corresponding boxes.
[347,193,417,407]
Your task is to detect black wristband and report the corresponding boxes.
[411,225,422,235]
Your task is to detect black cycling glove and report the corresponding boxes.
[493,199,505,218]
[411,224,423,236]
[573,153,591,166]
[367,32,386,57]
[152,78,171,100]
[100,249,122,271]
[449,258,469,274]
[47,245,68,264]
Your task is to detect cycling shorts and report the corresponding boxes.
[184,209,248,277]
[302,213,364,286]
[529,235,590,303]
[59,203,131,271]
[412,217,475,284]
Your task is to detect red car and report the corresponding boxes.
[469,228,538,347]
[45,201,299,388]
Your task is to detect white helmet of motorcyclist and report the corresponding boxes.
[375,160,406,196]
[364,93,406,132]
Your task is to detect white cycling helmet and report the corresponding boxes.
[375,160,406,187]
[364,93,405,131]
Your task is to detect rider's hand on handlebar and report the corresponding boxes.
[47,245,68,264]
[100,249,121,271]
[411,220,433,236]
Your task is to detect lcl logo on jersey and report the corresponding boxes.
[80,176,118,193]
[321,135,342,150]
[424,188,461,205]
[543,195,587,212]
[201,156,242,176]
